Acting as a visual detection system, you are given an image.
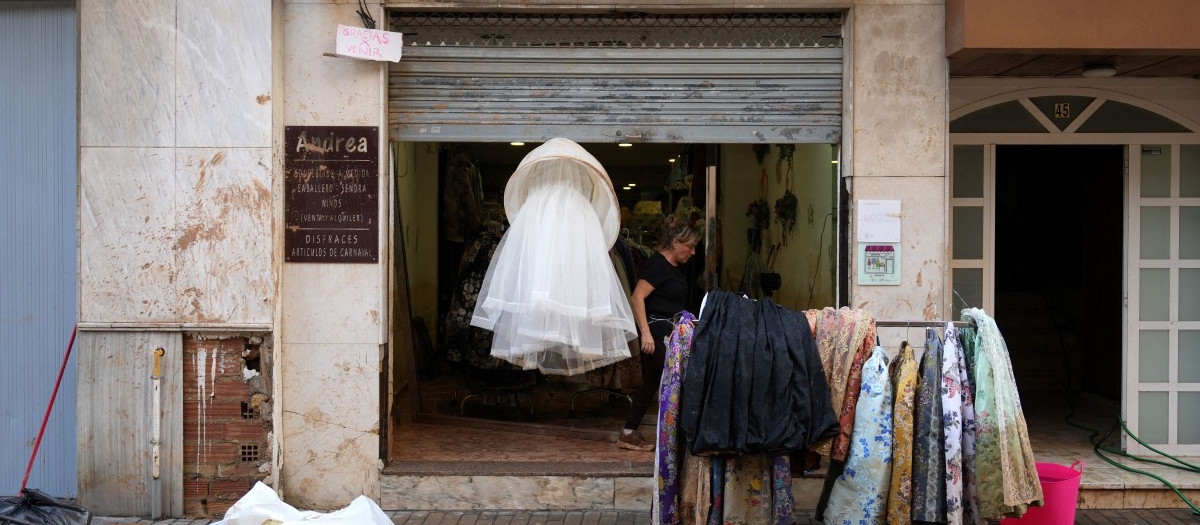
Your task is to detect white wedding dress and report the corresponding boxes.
[470,138,637,375]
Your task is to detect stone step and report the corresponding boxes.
[379,469,1195,511]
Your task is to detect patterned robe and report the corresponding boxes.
[655,313,697,525]
[942,325,968,524]
[911,328,947,522]
[886,343,918,525]
[823,346,894,525]
[961,309,1043,520]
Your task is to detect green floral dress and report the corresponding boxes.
[961,309,1043,521]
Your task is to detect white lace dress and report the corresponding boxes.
[470,138,637,375]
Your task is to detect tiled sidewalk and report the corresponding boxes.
[92,508,1200,525]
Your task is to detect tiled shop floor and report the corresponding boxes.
[93,508,1200,525]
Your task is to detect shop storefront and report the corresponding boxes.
[383,11,846,451]
[73,0,950,515]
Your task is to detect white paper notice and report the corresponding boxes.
[857,200,901,243]
[336,25,403,62]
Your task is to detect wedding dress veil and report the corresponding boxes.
[470,138,637,375]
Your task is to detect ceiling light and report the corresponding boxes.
[628,183,636,187]
[668,158,676,163]
[510,142,525,146]
[618,143,633,147]
[622,186,632,190]
[1082,64,1116,78]
[831,160,839,164]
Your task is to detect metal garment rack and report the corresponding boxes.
[875,320,970,328]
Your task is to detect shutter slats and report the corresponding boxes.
[389,46,842,143]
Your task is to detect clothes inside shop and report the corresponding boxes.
[392,140,840,432]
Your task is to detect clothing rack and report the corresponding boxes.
[875,320,969,328]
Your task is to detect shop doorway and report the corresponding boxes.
[993,145,1125,401]
[387,140,840,463]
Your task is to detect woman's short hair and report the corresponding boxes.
[657,214,701,251]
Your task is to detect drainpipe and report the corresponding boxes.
[150,347,165,519]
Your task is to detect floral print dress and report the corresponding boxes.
[911,328,946,522]
[941,325,967,524]
[655,312,697,525]
[823,346,893,525]
[961,309,1042,521]
[886,343,918,525]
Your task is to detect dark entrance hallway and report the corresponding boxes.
[994,145,1125,400]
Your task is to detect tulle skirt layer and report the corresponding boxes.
[471,180,636,376]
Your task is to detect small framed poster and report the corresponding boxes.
[857,243,901,286]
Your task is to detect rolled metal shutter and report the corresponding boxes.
[388,13,843,144]
[0,2,78,498]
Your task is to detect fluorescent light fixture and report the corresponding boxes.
[831,160,839,164]
[1082,64,1116,78]
[668,158,676,163]
[622,186,632,190]
[510,142,525,146]
[628,183,636,187]
[618,143,633,147]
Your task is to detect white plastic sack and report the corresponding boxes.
[213,482,391,525]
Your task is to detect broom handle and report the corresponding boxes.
[19,324,77,495]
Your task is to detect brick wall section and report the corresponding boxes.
[182,334,272,518]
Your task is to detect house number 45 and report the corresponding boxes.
[1054,102,1071,119]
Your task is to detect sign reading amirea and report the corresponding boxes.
[284,126,378,263]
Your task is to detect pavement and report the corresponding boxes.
[91,508,1200,524]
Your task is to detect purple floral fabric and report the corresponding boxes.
[655,312,697,525]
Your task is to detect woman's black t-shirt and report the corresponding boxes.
[639,251,687,319]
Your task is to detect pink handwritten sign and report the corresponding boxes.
[335,24,402,62]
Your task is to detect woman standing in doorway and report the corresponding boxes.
[618,215,700,451]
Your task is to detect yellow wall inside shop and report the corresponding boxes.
[394,142,440,335]
[719,144,837,311]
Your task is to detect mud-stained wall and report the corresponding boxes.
[845,3,950,322]
[78,0,273,326]
[277,1,387,508]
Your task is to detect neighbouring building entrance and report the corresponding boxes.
[949,87,1200,456]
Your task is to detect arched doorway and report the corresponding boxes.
[949,88,1200,455]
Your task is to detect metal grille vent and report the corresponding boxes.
[388,12,842,49]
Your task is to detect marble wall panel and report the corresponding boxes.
[847,176,947,322]
[79,0,175,148]
[281,264,383,344]
[380,475,616,510]
[280,343,381,506]
[177,0,272,148]
[282,3,385,126]
[850,3,948,179]
[79,148,177,322]
[175,148,274,324]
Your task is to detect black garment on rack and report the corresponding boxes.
[679,288,839,456]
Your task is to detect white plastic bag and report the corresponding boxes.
[214,482,391,525]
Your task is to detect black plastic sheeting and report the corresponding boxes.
[0,489,90,525]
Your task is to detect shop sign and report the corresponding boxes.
[857,243,901,286]
[284,126,378,263]
[335,25,403,62]
[857,199,901,285]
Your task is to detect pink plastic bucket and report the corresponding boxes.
[1000,461,1084,525]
